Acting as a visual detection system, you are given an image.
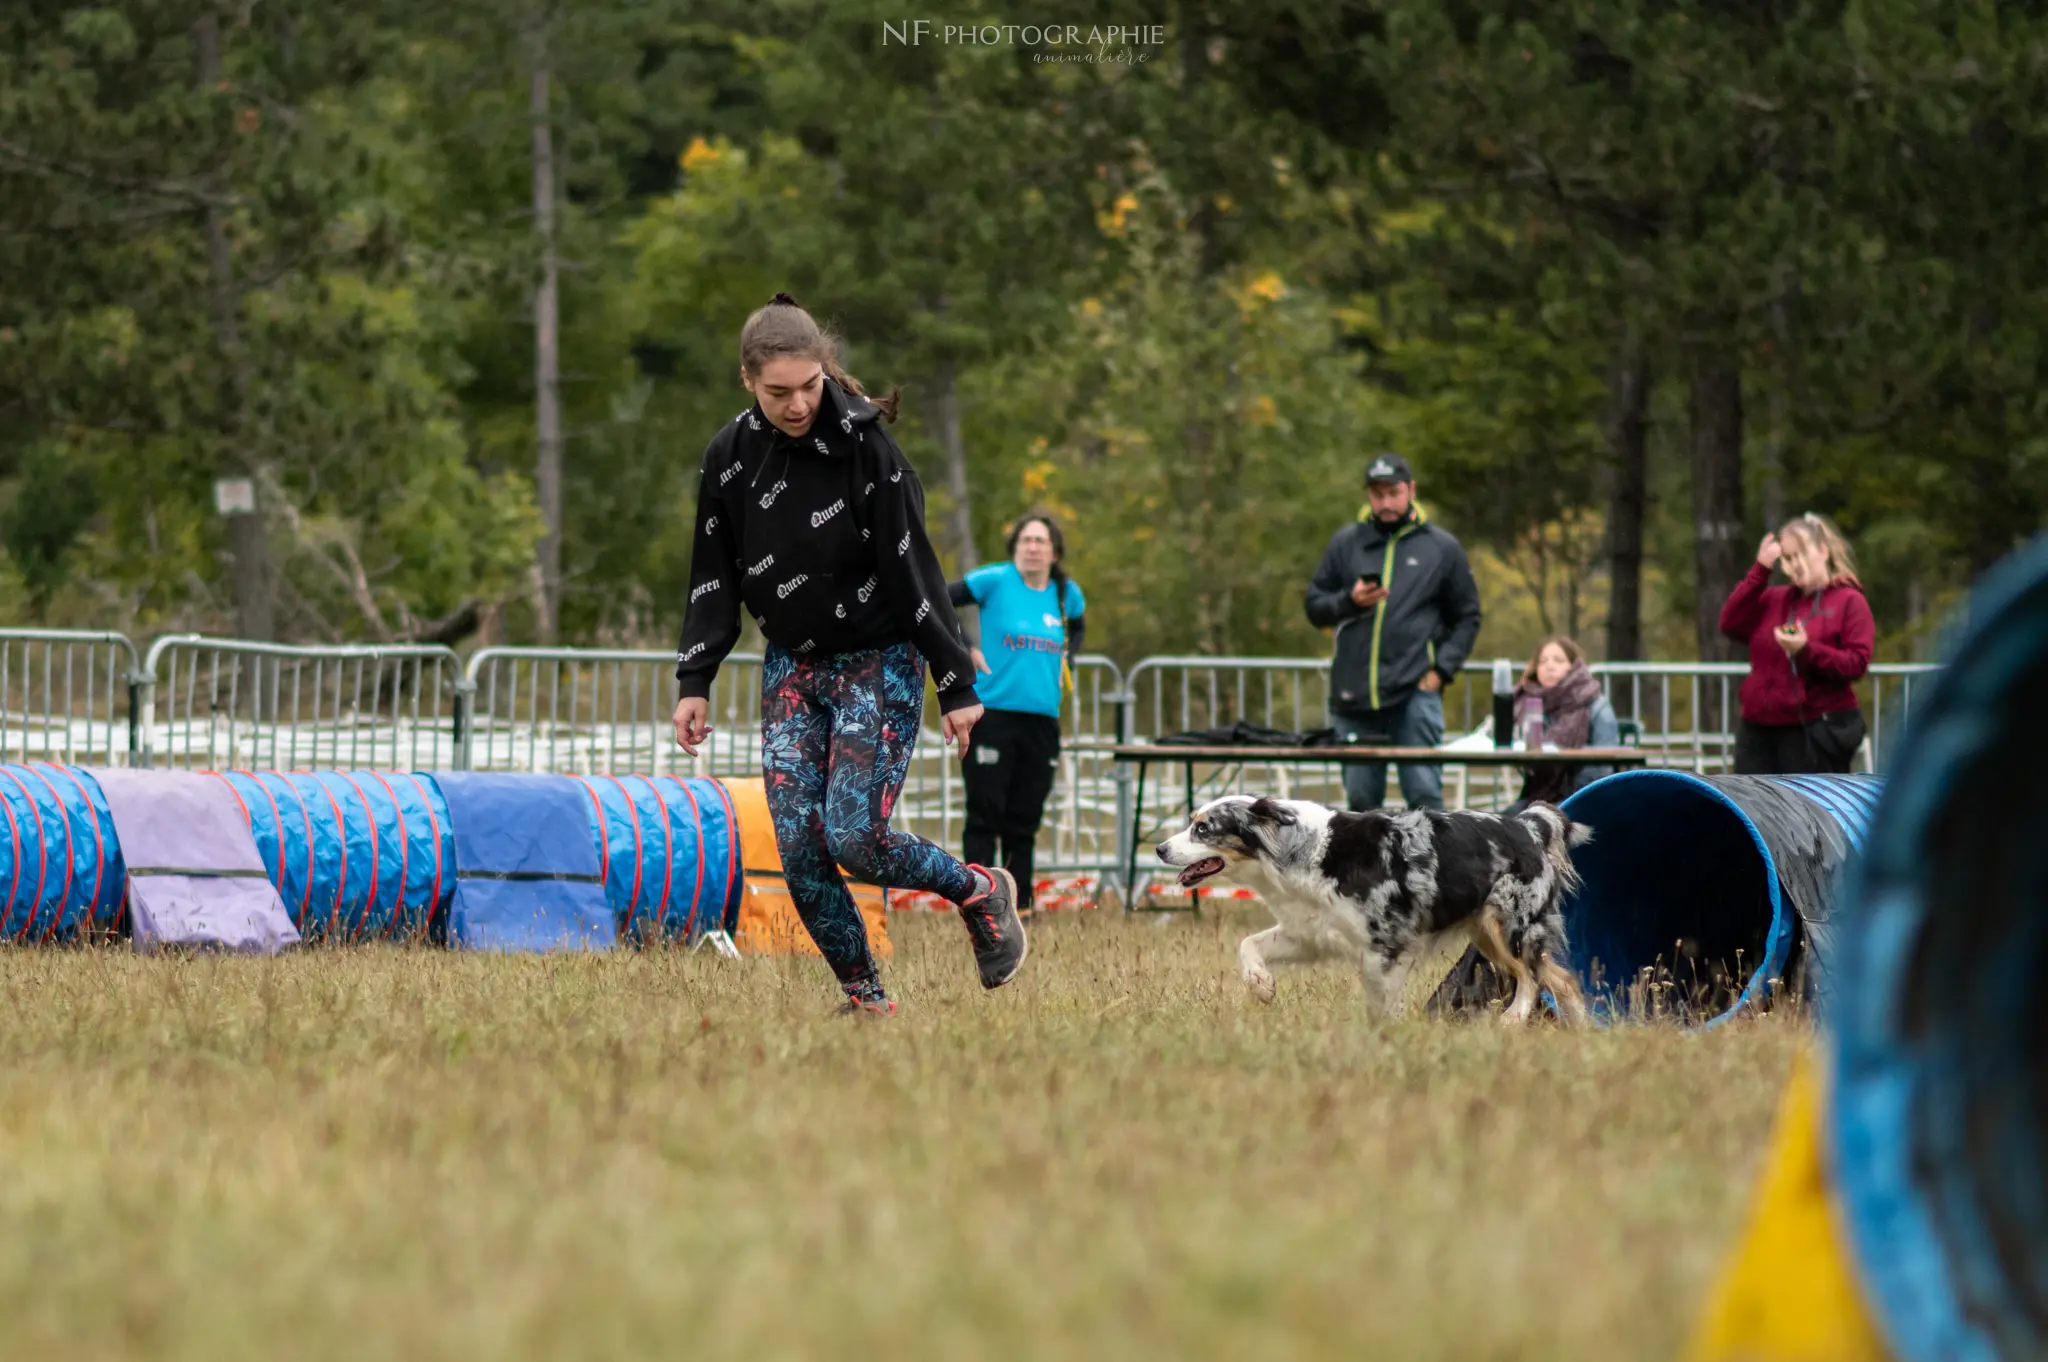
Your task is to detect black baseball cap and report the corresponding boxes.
[1364,452,1414,485]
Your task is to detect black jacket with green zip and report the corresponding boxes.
[1303,504,1483,716]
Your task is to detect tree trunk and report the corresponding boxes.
[1602,330,1649,667]
[193,12,273,642]
[1963,306,2023,577]
[929,352,977,570]
[1760,269,1795,530]
[1688,333,1747,678]
[1178,7,1225,278]
[529,15,563,644]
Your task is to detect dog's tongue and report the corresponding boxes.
[1178,857,1225,888]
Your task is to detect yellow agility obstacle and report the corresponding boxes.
[1685,1054,1888,1362]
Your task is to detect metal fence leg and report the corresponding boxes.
[127,675,141,768]
[1108,688,1135,910]
[130,671,153,769]
[451,677,475,772]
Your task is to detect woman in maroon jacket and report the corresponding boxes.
[1718,512,1875,775]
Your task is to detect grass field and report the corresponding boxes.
[0,907,1800,1362]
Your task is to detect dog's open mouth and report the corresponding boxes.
[1177,856,1226,888]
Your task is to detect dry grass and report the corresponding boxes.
[0,907,1800,1362]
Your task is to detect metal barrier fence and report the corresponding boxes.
[458,646,1130,878]
[1583,660,1936,772]
[1110,657,1941,885]
[1120,655,1939,772]
[138,636,464,771]
[0,628,1943,897]
[0,630,144,766]
[460,646,747,779]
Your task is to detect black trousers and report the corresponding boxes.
[1733,717,1861,776]
[961,709,1062,908]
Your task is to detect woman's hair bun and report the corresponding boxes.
[768,291,803,308]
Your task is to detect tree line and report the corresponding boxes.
[4,2,2040,669]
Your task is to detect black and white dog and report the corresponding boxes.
[1156,797,1592,1024]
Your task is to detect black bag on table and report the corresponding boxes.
[1155,720,1336,747]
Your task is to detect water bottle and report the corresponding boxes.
[1516,695,1545,752]
[1491,659,1515,748]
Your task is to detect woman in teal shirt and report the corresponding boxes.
[946,514,1087,914]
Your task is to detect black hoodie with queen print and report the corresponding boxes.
[673,376,980,713]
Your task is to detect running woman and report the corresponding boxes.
[670,294,1027,1014]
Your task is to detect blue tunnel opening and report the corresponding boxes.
[1560,770,1792,1024]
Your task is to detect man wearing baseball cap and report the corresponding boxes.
[1303,452,1483,811]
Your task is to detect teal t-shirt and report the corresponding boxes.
[963,563,1086,718]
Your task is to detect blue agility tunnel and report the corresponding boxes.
[573,774,743,946]
[0,764,127,941]
[0,767,746,952]
[1826,534,2048,1362]
[1560,769,1884,1025]
[220,770,456,942]
[435,772,615,952]
[430,771,743,952]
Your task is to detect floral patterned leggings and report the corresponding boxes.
[760,642,977,988]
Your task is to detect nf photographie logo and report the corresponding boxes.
[883,20,1164,63]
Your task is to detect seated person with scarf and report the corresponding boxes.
[1505,634,1619,813]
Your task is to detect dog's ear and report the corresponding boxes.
[1246,798,1299,828]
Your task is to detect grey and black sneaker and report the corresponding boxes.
[958,864,1028,990]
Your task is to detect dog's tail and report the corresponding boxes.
[1512,804,1594,1024]
[1515,801,1593,896]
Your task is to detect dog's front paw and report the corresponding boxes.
[1244,968,1277,1004]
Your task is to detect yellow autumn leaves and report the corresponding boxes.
[679,136,722,173]
[1095,191,1141,236]
[1076,270,1287,326]
[1236,269,1287,318]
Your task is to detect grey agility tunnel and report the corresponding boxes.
[1557,768,1884,1025]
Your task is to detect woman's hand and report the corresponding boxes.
[672,696,711,755]
[1756,534,1783,570]
[1774,619,1808,658]
[941,702,983,759]
[971,647,992,675]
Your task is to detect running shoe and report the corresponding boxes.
[958,864,1029,990]
[841,977,896,1017]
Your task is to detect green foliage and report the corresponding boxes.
[1,442,100,603]
[1362,0,2048,648]
[0,1,530,636]
[965,178,1387,662]
[0,1,2038,664]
